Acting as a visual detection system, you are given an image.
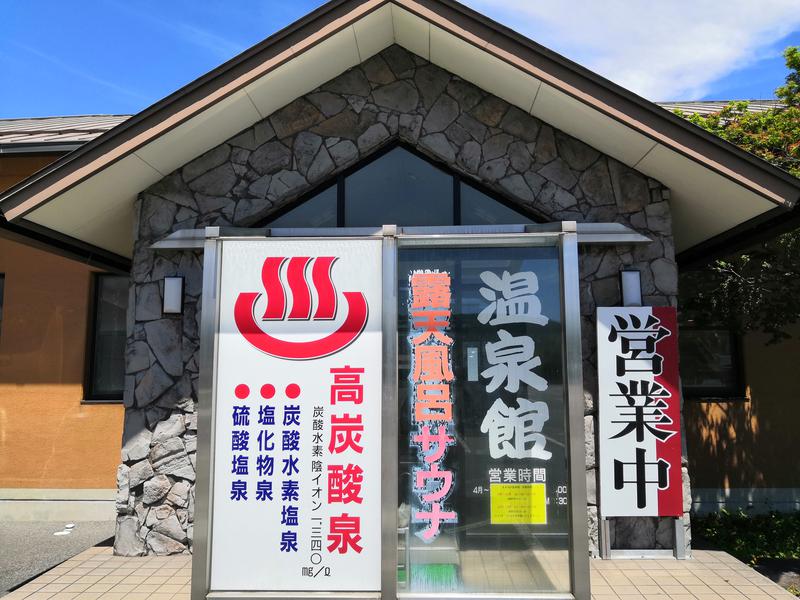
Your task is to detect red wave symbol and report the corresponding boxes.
[235,256,368,360]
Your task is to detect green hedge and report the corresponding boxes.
[693,510,800,564]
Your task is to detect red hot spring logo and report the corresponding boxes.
[234,256,369,360]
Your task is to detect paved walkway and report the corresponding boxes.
[3,546,794,600]
[0,521,114,596]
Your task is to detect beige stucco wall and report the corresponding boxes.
[684,324,800,510]
[0,235,124,489]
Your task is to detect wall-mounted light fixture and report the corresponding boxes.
[619,270,642,307]
[162,276,184,315]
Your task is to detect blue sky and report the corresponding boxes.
[2,0,799,119]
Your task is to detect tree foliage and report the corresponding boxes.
[678,47,800,342]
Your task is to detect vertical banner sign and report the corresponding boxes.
[476,270,552,525]
[210,239,382,592]
[597,307,682,517]
[408,270,457,541]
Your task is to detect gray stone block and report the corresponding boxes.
[610,159,650,213]
[381,45,415,79]
[471,96,507,126]
[534,125,558,164]
[415,64,450,109]
[135,282,162,322]
[187,163,237,196]
[508,141,532,173]
[373,81,419,113]
[538,158,578,189]
[167,481,191,507]
[129,459,155,489]
[478,157,509,182]
[500,106,539,143]
[307,91,347,117]
[579,160,615,206]
[419,133,455,163]
[499,174,534,203]
[362,54,394,85]
[143,474,171,505]
[183,145,231,182]
[584,416,596,468]
[357,123,390,154]
[587,506,599,558]
[586,468,597,505]
[152,413,186,445]
[651,258,678,295]
[556,131,599,171]
[293,132,323,176]
[483,133,513,161]
[121,409,152,463]
[144,319,183,377]
[146,530,186,555]
[116,464,131,514]
[457,140,481,173]
[150,438,195,481]
[248,141,291,175]
[270,98,323,139]
[447,79,483,112]
[329,140,359,167]
[125,342,151,374]
[307,146,335,183]
[153,513,187,542]
[114,516,145,556]
[323,68,370,97]
[423,94,459,133]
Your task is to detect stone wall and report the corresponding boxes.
[113,44,688,557]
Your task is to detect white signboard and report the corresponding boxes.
[209,239,382,592]
[597,307,682,518]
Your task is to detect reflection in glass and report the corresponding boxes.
[460,183,534,225]
[268,185,337,228]
[345,148,453,227]
[397,246,571,594]
[90,275,128,398]
[679,329,737,393]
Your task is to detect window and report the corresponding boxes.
[679,328,744,399]
[86,274,129,401]
[268,184,337,228]
[345,147,453,226]
[263,145,535,228]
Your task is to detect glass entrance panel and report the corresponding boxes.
[397,244,571,595]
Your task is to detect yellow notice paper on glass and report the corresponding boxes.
[490,483,547,525]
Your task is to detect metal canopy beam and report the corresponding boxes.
[151,223,650,251]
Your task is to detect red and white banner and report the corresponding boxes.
[597,307,682,517]
[210,239,382,592]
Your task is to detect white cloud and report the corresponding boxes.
[464,0,800,100]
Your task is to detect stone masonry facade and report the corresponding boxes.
[114,44,689,557]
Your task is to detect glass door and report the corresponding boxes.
[396,241,574,596]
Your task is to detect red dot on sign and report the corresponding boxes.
[234,384,250,399]
[260,384,276,399]
[285,384,301,399]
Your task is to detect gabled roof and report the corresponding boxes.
[0,115,130,152]
[1,0,799,260]
[657,100,785,117]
